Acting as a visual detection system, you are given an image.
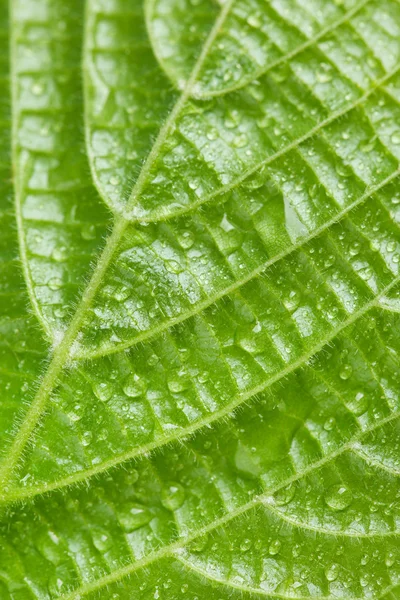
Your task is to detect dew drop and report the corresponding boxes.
[325,563,339,582]
[347,391,368,416]
[391,131,400,145]
[167,374,189,393]
[268,539,281,555]
[120,504,152,532]
[161,482,185,511]
[324,417,336,432]
[240,538,252,552]
[81,224,96,240]
[273,484,296,506]
[123,374,147,398]
[178,230,195,249]
[48,277,63,291]
[31,82,44,95]
[339,364,353,380]
[52,247,68,262]
[385,551,395,567]
[93,381,113,402]
[82,431,93,447]
[324,484,353,511]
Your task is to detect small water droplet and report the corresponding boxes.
[233,134,248,148]
[273,484,296,506]
[161,483,185,511]
[385,551,395,567]
[325,563,339,582]
[82,431,92,447]
[120,504,152,532]
[178,230,195,249]
[31,82,44,95]
[339,364,353,380]
[52,247,68,262]
[123,374,147,398]
[48,277,62,291]
[81,224,96,240]
[391,131,400,145]
[167,374,189,393]
[240,538,252,552]
[324,417,336,431]
[93,382,113,402]
[269,539,281,555]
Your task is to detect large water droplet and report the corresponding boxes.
[324,484,353,511]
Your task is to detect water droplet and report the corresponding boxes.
[233,134,248,148]
[247,14,261,27]
[347,391,368,416]
[120,504,152,532]
[283,290,301,312]
[178,230,195,249]
[324,417,336,431]
[349,241,361,256]
[339,364,353,380]
[324,254,336,268]
[385,551,395,567]
[93,381,113,402]
[273,484,296,506]
[240,538,252,552]
[82,431,92,447]
[325,563,339,582]
[31,82,44,95]
[48,277,62,291]
[206,127,218,141]
[387,241,396,253]
[123,374,147,398]
[316,68,332,83]
[52,247,68,262]
[391,131,400,145]
[269,539,281,555]
[81,224,96,240]
[167,374,189,393]
[190,535,208,553]
[324,484,353,511]
[161,483,185,511]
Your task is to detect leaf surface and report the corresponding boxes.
[1,0,400,598]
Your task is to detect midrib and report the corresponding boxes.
[0,0,235,496]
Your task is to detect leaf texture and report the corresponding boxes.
[1,0,400,598]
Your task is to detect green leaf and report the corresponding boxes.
[1,0,400,598]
